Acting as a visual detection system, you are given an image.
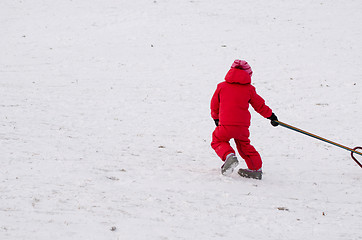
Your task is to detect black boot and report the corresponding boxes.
[221,154,239,176]
[238,168,263,180]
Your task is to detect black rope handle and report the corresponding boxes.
[351,147,362,168]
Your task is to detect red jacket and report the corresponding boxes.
[211,68,272,126]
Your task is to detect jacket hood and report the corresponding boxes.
[224,68,251,84]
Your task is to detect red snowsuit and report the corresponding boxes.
[210,68,272,170]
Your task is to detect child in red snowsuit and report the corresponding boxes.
[210,60,278,179]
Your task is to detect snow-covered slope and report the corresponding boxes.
[1,1,361,239]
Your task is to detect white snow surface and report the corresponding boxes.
[1,0,362,239]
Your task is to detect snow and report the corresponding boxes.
[1,0,361,239]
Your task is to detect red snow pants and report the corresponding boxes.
[211,125,262,170]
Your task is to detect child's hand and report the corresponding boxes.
[267,113,279,127]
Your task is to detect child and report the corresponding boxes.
[210,59,278,179]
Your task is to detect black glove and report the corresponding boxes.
[214,119,219,126]
[267,113,279,127]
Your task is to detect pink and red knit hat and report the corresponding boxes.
[231,59,253,76]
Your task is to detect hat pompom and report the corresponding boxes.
[231,59,253,76]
